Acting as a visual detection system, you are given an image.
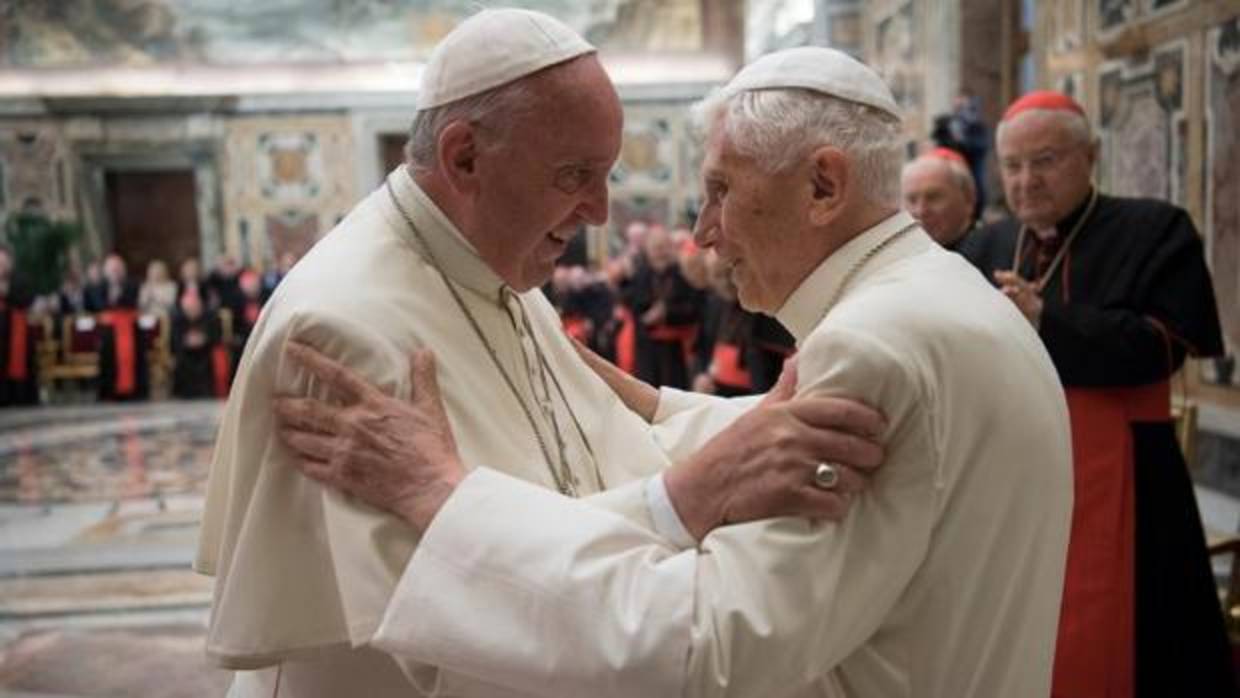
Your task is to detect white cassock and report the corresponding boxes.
[196,167,698,696]
[371,212,1075,698]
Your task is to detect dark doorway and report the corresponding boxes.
[378,134,407,180]
[105,170,201,278]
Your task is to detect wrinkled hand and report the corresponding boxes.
[274,342,463,532]
[665,387,885,541]
[994,270,1043,328]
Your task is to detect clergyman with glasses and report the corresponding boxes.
[965,90,1232,698]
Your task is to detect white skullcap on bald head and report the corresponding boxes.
[417,8,596,111]
[722,46,900,120]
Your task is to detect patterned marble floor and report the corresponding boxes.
[0,401,1237,697]
[0,401,231,697]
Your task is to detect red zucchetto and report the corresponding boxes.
[928,147,967,164]
[1002,90,1085,121]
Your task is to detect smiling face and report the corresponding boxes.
[692,121,815,313]
[465,56,623,292]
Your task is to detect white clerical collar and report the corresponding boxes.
[775,210,918,344]
[385,165,507,299]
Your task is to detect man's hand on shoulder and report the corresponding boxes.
[664,383,886,542]
[274,342,463,532]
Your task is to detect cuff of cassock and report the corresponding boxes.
[644,473,697,549]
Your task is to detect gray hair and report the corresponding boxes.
[995,107,1093,149]
[406,78,540,171]
[903,154,976,200]
[692,88,905,208]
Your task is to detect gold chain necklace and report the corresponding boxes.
[384,179,603,497]
[820,221,918,316]
[1010,188,1098,292]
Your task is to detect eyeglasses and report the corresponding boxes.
[999,148,1075,177]
[552,164,599,195]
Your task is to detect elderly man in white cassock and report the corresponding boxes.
[276,46,1075,698]
[197,9,889,698]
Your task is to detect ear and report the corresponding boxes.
[1085,137,1101,172]
[808,146,848,226]
[436,120,482,196]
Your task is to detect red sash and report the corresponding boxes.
[244,301,261,326]
[616,307,636,375]
[710,342,751,390]
[7,308,28,381]
[561,315,591,344]
[1052,380,1169,698]
[99,310,138,396]
[212,345,231,398]
[648,323,698,360]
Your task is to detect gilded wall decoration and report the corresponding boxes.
[610,117,676,189]
[0,126,71,219]
[1204,15,1240,387]
[1097,42,1186,205]
[603,104,698,255]
[224,116,354,268]
[257,132,323,200]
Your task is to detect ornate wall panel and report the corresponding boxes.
[603,103,697,256]
[1097,41,1187,205]
[0,124,73,220]
[1204,15,1240,388]
[223,116,354,268]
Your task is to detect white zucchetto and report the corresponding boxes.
[417,8,596,111]
[722,46,901,120]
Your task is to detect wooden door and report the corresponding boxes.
[105,170,201,278]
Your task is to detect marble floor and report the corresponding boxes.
[0,402,1238,697]
[0,402,230,698]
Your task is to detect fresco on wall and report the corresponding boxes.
[1,0,722,69]
[1204,15,1240,388]
[1097,42,1186,205]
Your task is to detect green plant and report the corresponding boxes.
[2,211,81,296]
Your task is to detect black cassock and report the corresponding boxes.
[965,191,1234,698]
[96,281,149,402]
[0,295,39,407]
[171,311,221,399]
[621,261,702,390]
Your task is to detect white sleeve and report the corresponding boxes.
[373,328,940,698]
[650,387,758,462]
